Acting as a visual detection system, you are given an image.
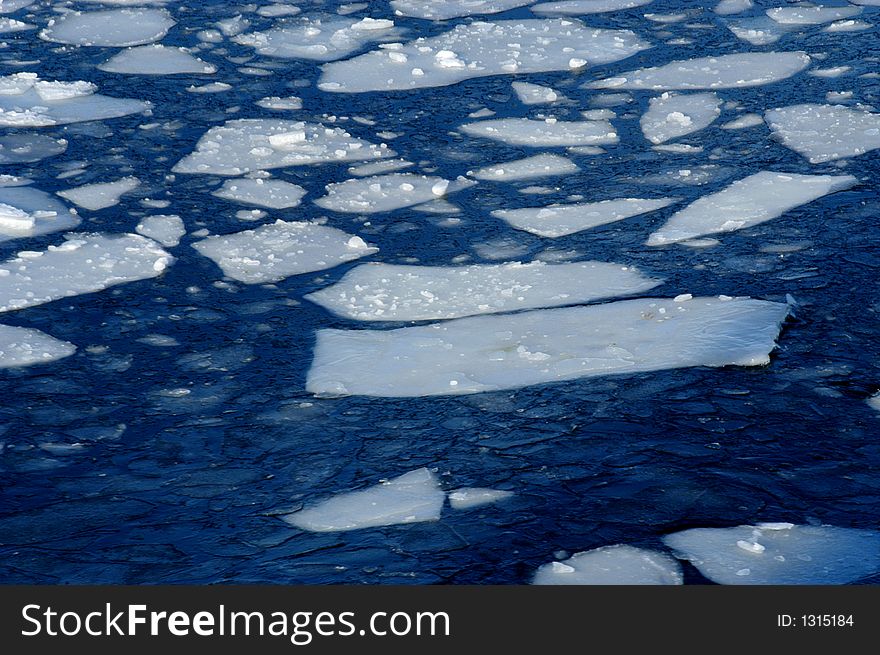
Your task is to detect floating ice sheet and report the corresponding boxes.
[493,197,676,237]
[533,545,683,585]
[664,523,880,584]
[391,0,534,19]
[640,92,721,144]
[715,0,752,15]
[470,153,579,181]
[314,173,474,214]
[0,324,75,368]
[173,119,392,176]
[532,0,652,15]
[305,260,661,321]
[726,17,795,46]
[590,52,811,90]
[192,220,377,284]
[319,19,650,93]
[511,81,561,105]
[40,9,175,47]
[766,6,861,25]
[720,113,763,130]
[646,172,857,246]
[135,215,184,247]
[764,104,880,163]
[0,186,79,243]
[58,177,140,211]
[306,296,790,397]
[448,487,513,510]
[99,45,216,75]
[0,134,66,164]
[460,117,618,147]
[0,17,32,33]
[0,233,172,313]
[212,178,307,209]
[283,468,445,532]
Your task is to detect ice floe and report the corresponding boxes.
[0,186,79,243]
[173,119,392,176]
[640,92,721,144]
[511,81,561,105]
[314,173,474,214]
[0,17,32,33]
[765,104,880,163]
[532,0,652,15]
[99,45,216,75]
[0,134,66,163]
[39,8,175,47]
[470,153,579,181]
[212,177,307,209]
[533,545,683,585]
[664,523,880,584]
[58,177,140,211]
[348,158,414,176]
[0,234,172,313]
[256,96,303,110]
[191,220,377,284]
[447,487,513,510]
[725,18,793,46]
[824,19,872,32]
[493,197,677,237]
[391,0,534,20]
[766,6,861,25]
[720,113,763,130]
[460,117,618,147]
[282,468,445,532]
[590,52,811,90]
[135,214,184,247]
[646,172,857,246]
[714,0,752,15]
[306,296,790,397]
[0,324,75,368]
[319,19,650,92]
[305,260,661,321]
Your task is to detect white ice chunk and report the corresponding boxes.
[0,233,172,313]
[767,5,861,25]
[720,113,763,130]
[305,260,661,321]
[590,52,811,90]
[824,19,872,32]
[391,0,533,20]
[306,296,790,397]
[314,173,474,214]
[282,468,445,532]
[511,81,561,105]
[212,178,307,209]
[173,119,392,176]
[460,117,618,147]
[533,545,683,585]
[0,324,75,368]
[58,176,140,211]
[714,0,752,15]
[39,8,174,47]
[448,487,513,510]
[0,186,79,242]
[532,0,652,15]
[191,220,377,284]
[647,172,857,246]
[470,153,579,181]
[99,45,216,75]
[726,18,794,46]
[319,19,650,93]
[664,523,880,584]
[765,103,880,163]
[493,197,676,237]
[135,214,185,247]
[640,92,722,144]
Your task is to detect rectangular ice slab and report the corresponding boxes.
[470,153,579,181]
[318,19,650,93]
[646,172,858,246]
[191,220,377,284]
[765,104,880,163]
[0,186,80,243]
[0,324,75,368]
[314,173,474,214]
[640,92,721,144]
[305,260,661,321]
[283,468,445,532]
[460,117,618,147]
[0,233,172,313]
[533,545,682,585]
[306,296,790,397]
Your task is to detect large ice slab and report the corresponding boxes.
[306,296,790,397]
[305,260,661,321]
[532,0,652,15]
[460,117,618,147]
[0,234,172,313]
[664,523,880,584]
[173,119,392,175]
[765,104,880,164]
[533,545,683,585]
[0,324,75,368]
[192,220,377,284]
[58,177,140,211]
[646,172,857,246]
[470,153,579,181]
[0,186,79,243]
[98,45,216,75]
[212,177,307,209]
[493,197,676,237]
[315,173,474,214]
[391,0,534,20]
[39,8,175,47]
[319,19,650,93]
[766,6,861,25]
[282,468,445,532]
[0,73,148,127]
[590,52,811,90]
[640,92,721,144]
[233,16,400,62]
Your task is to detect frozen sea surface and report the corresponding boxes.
[0,0,879,586]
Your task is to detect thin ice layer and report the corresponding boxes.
[191,220,377,284]
[0,186,79,243]
[99,45,216,75]
[391,0,534,20]
[664,523,880,584]
[314,173,474,214]
[493,197,676,237]
[647,172,857,246]
[0,324,75,368]
[39,8,175,47]
[306,296,790,397]
[305,260,661,321]
[590,52,811,90]
[765,104,880,163]
[470,153,579,181]
[173,119,392,175]
[532,0,652,15]
[283,468,445,532]
[0,233,172,313]
[533,545,683,585]
[57,177,140,211]
[766,6,861,25]
[640,92,722,144]
[319,19,650,93]
[212,178,307,209]
[460,117,618,146]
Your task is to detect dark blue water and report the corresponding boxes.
[0,0,878,584]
